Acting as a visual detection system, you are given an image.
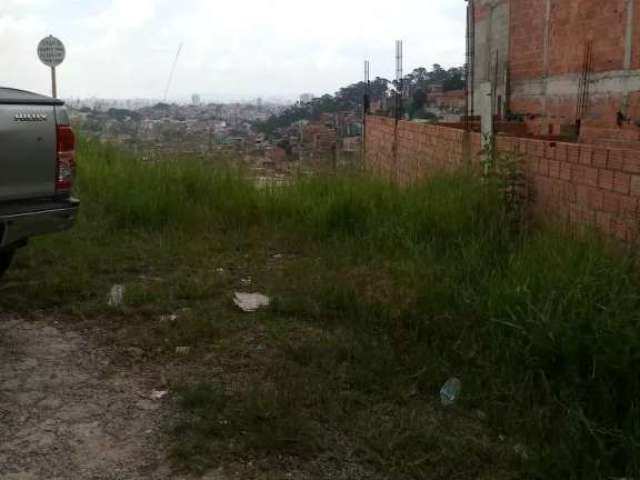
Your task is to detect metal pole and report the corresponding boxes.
[469,0,475,119]
[465,1,471,131]
[395,40,403,121]
[363,60,370,162]
[51,66,57,98]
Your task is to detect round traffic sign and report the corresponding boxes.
[37,35,65,67]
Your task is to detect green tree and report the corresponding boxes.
[443,67,465,91]
[410,89,427,118]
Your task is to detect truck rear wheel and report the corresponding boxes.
[0,250,14,279]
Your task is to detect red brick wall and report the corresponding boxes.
[547,0,627,75]
[365,116,471,184]
[427,90,466,111]
[509,0,546,81]
[366,116,640,242]
[509,0,629,78]
[495,134,640,241]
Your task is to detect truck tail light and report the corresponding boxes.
[56,125,76,192]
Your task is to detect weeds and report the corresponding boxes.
[3,140,640,478]
[481,138,530,233]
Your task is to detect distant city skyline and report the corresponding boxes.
[1,0,466,100]
[65,93,295,107]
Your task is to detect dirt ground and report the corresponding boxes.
[0,314,182,480]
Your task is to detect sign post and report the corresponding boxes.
[37,35,65,98]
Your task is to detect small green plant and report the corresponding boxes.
[480,137,529,232]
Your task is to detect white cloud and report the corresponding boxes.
[0,9,49,93]
[82,0,156,30]
[0,0,53,16]
[0,0,466,100]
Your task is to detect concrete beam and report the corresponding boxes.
[511,70,640,98]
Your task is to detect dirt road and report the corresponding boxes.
[0,315,174,480]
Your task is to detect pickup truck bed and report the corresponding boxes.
[0,87,79,276]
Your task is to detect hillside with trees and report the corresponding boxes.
[256,64,465,135]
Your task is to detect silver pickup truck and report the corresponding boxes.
[0,87,79,278]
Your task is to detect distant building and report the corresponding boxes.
[427,89,466,112]
[299,93,315,104]
[192,94,201,106]
[429,83,444,95]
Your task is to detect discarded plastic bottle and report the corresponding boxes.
[440,378,462,406]
[107,284,126,307]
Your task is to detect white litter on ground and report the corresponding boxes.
[150,390,169,400]
[233,292,271,312]
[107,285,126,307]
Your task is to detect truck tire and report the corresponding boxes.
[0,250,14,279]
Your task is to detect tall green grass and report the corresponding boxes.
[14,139,640,477]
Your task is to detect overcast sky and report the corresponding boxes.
[1,0,466,102]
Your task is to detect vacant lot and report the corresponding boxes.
[1,140,639,479]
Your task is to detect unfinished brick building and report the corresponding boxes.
[468,0,640,148]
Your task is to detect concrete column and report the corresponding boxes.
[623,0,636,113]
[624,0,636,70]
[486,6,493,83]
[480,82,494,138]
[543,0,551,74]
[542,0,552,115]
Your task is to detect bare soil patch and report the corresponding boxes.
[0,315,173,480]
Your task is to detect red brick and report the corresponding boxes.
[596,211,612,233]
[587,187,604,211]
[573,165,599,187]
[566,144,580,164]
[624,150,640,174]
[559,162,572,180]
[528,141,545,157]
[613,172,632,194]
[579,146,593,165]
[517,140,529,154]
[631,176,640,197]
[539,158,550,176]
[592,149,609,168]
[599,169,614,190]
[496,137,512,152]
[603,191,621,213]
[608,150,625,171]
[575,185,589,206]
[611,219,630,242]
[544,142,557,160]
[523,156,538,174]
[561,182,577,202]
[619,195,638,214]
